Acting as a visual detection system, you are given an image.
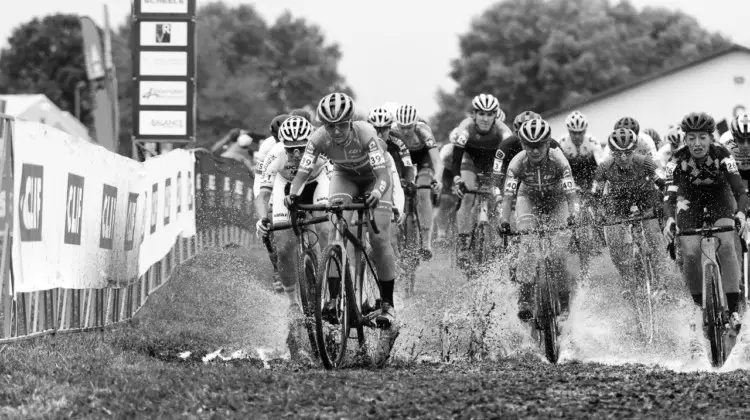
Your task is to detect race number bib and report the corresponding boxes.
[369,150,385,167]
[724,156,740,174]
[455,135,468,146]
[504,178,518,194]
[562,178,575,192]
[664,161,677,179]
[493,160,503,174]
[403,156,413,167]
[299,154,315,170]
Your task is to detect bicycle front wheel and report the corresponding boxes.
[705,263,726,367]
[298,248,320,359]
[537,257,560,363]
[402,213,420,296]
[315,244,351,369]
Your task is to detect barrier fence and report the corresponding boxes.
[0,114,258,343]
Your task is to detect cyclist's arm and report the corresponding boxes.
[254,152,280,218]
[364,133,392,198]
[589,161,608,208]
[500,172,519,224]
[289,141,321,196]
[490,148,506,196]
[429,147,443,183]
[392,137,416,183]
[662,160,680,219]
[560,161,580,216]
[641,156,663,209]
[722,155,750,212]
[450,120,472,176]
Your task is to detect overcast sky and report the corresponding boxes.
[1,0,749,118]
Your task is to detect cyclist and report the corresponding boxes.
[725,114,750,184]
[390,104,442,260]
[591,128,663,281]
[367,106,415,264]
[499,118,580,320]
[255,117,330,308]
[662,112,748,333]
[285,93,400,357]
[254,114,290,196]
[612,117,657,159]
[451,94,512,265]
[644,128,663,150]
[435,137,458,243]
[654,128,685,180]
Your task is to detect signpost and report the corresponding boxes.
[131,0,196,161]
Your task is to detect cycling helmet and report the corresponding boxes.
[680,111,715,133]
[278,116,314,148]
[472,94,500,113]
[317,93,354,124]
[518,119,552,144]
[395,104,419,126]
[513,111,541,133]
[497,109,506,122]
[665,128,684,149]
[270,114,290,139]
[643,128,661,147]
[614,116,640,135]
[608,128,638,151]
[731,113,750,140]
[565,111,588,132]
[367,107,393,128]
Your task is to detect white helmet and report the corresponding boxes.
[565,111,588,132]
[317,93,354,124]
[278,116,314,147]
[472,93,500,113]
[367,107,393,128]
[395,104,419,126]
[237,132,253,148]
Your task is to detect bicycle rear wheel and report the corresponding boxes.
[537,257,560,363]
[315,244,351,369]
[297,248,320,358]
[705,263,726,367]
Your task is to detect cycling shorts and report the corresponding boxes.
[459,149,494,175]
[514,194,568,231]
[410,147,433,175]
[675,187,736,230]
[329,171,393,213]
[271,172,329,224]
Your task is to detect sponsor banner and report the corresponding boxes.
[12,121,146,292]
[138,110,187,136]
[138,148,196,276]
[194,150,254,231]
[79,17,106,81]
[139,51,187,76]
[140,21,188,47]
[140,0,188,14]
[139,81,188,106]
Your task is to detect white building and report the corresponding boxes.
[0,94,93,142]
[543,44,750,144]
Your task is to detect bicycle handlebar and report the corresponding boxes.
[599,214,658,227]
[291,201,380,235]
[666,225,737,260]
[269,214,329,233]
[500,223,577,248]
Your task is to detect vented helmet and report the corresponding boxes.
[278,116,314,148]
[565,111,588,132]
[317,93,354,124]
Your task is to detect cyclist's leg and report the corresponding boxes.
[413,149,435,258]
[676,200,706,307]
[435,170,456,242]
[311,172,331,256]
[271,179,307,307]
[456,154,478,260]
[715,217,742,314]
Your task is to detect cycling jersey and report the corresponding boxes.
[493,135,562,187]
[663,144,749,220]
[591,155,660,217]
[390,121,437,151]
[291,121,391,197]
[654,143,681,179]
[719,130,734,146]
[451,117,509,176]
[558,134,601,193]
[503,147,577,201]
[258,142,329,195]
[725,138,750,183]
[381,135,414,181]
[253,135,279,196]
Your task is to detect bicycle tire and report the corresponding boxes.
[628,249,655,343]
[705,263,726,367]
[537,257,560,363]
[297,248,320,359]
[356,250,382,344]
[315,244,351,369]
[403,213,420,296]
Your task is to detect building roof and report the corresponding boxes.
[542,44,750,119]
[0,94,47,116]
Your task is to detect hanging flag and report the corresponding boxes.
[79,16,117,152]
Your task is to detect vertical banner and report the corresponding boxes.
[132,0,197,160]
[11,121,146,292]
[80,16,118,153]
[103,5,121,153]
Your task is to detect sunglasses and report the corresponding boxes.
[398,123,415,130]
[523,142,548,150]
[285,146,306,156]
[612,150,634,158]
[324,121,351,132]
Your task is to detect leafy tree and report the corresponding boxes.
[434,0,731,141]
[0,15,93,126]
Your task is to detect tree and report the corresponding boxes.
[0,15,93,126]
[434,0,731,141]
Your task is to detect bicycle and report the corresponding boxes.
[667,207,739,367]
[459,173,497,279]
[265,211,329,359]
[400,182,433,297]
[291,197,384,369]
[502,222,575,363]
[600,211,661,343]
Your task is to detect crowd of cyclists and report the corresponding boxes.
[224,91,750,366]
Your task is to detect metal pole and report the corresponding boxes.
[74,80,88,120]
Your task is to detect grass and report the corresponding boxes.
[1,245,750,418]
